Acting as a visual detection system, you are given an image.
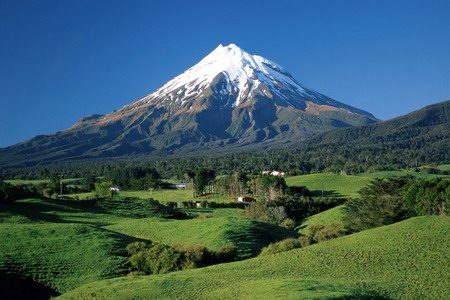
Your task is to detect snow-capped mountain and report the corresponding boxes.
[135,44,340,109]
[0,44,377,167]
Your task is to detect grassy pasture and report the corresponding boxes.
[66,189,234,203]
[297,205,346,236]
[286,173,370,198]
[286,170,448,199]
[106,214,297,259]
[0,197,295,296]
[360,170,445,179]
[5,178,81,185]
[437,164,450,171]
[59,216,450,299]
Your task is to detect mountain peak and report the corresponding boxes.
[0,45,378,166]
[131,43,377,115]
[136,43,301,107]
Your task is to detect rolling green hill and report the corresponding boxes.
[286,170,448,198]
[105,211,297,259]
[286,173,370,198]
[295,100,450,171]
[0,223,129,294]
[297,205,346,236]
[59,216,450,299]
[0,197,296,297]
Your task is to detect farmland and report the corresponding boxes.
[59,216,450,299]
[0,197,295,298]
[286,169,448,199]
[1,167,449,299]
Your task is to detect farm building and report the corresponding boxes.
[261,170,285,176]
[237,196,255,203]
[171,183,187,189]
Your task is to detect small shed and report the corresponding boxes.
[171,183,187,190]
[270,171,285,176]
[237,196,255,203]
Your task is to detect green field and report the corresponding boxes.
[286,173,370,198]
[297,205,346,236]
[0,197,295,297]
[286,170,448,198]
[59,216,450,300]
[359,170,445,179]
[437,164,450,171]
[121,190,234,203]
[5,178,81,185]
[106,212,297,259]
[67,189,234,203]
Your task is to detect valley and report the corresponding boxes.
[1,167,449,299]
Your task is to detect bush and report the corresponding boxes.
[95,181,114,198]
[0,180,35,203]
[259,238,303,256]
[214,243,238,263]
[309,224,348,243]
[245,202,288,226]
[280,218,296,230]
[174,244,213,269]
[127,241,237,275]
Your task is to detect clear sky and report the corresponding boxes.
[1,0,449,148]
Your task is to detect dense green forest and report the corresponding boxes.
[1,100,449,180]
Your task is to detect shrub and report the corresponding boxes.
[244,202,288,226]
[280,218,296,230]
[297,235,314,247]
[309,224,348,243]
[95,181,114,198]
[174,244,213,269]
[214,243,238,263]
[147,244,184,274]
[259,238,303,256]
[0,180,35,203]
[127,241,237,275]
[126,242,149,255]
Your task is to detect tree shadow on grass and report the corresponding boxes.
[310,189,343,198]
[0,275,60,300]
[224,220,300,259]
[0,198,110,225]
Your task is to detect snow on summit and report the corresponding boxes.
[130,43,373,116]
[134,44,320,108]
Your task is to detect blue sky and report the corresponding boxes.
[1,0,449,147]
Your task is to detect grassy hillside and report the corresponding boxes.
[0,223,129,294]
[437,164,450,171]
[66,190,234,203]
[286,170,448,198]
[59,216,450,300]
[360,170,446,179]
[106,212,297,259]
[0,198,296,297]
[297,205,346,236]
[286,173,370,198]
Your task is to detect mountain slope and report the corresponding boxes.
[0,44,376,168]
[59,216,450,299]
[292,99,450,169]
